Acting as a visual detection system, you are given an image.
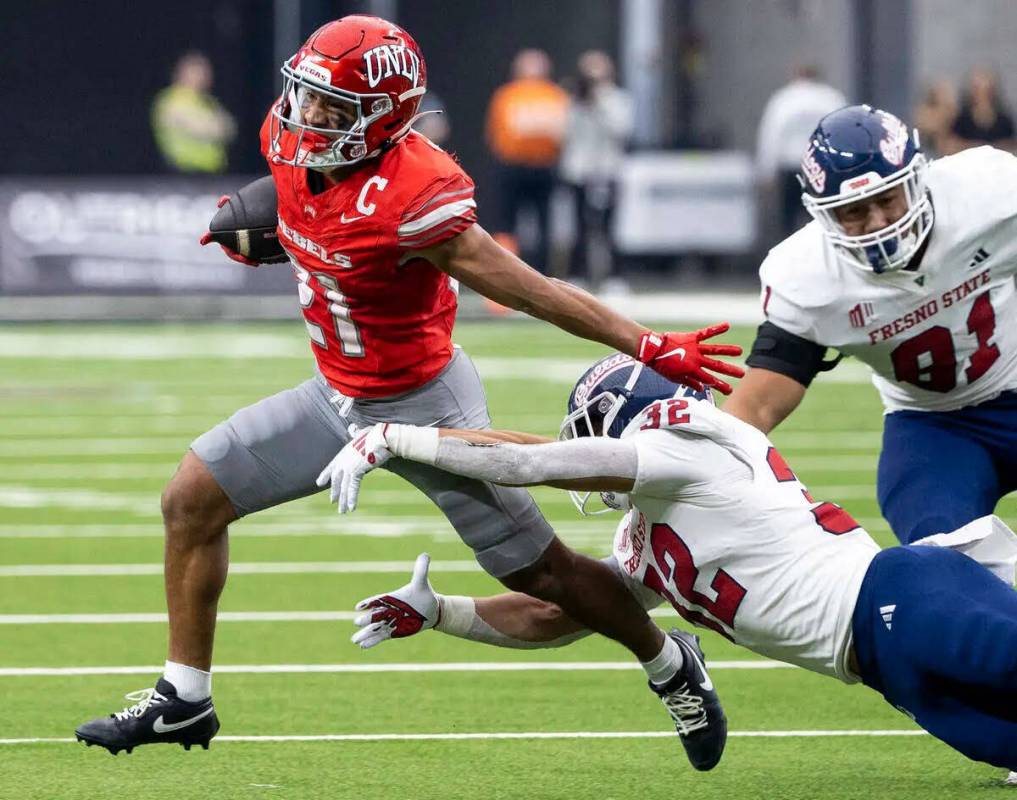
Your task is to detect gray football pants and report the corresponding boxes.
[191,349,556,577]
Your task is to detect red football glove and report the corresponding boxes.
[198,195,260,267]
[637,323,745,395]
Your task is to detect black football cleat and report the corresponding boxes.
[75,678,219,755]
[651,629,727,771]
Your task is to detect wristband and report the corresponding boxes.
[385,424,440,465]
[636,331,664,363]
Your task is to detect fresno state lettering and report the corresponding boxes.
[262,116,477,397]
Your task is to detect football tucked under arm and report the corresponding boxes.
[200,175,289,265]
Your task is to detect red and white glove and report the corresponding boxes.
[636,323,745,395]
[314,423,394,513]
[198,195,260,267]
[351,553,439,649]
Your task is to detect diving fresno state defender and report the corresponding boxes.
[74,15,742,763]
[325,354,1017,775]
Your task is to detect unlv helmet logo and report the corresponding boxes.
[363,44,421,89]
[801,144,826,193]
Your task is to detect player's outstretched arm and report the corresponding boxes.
[412,224,745,393]
[351,553,591,650]
[315,423,639,514]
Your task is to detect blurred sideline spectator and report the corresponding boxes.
[415,92,451,147]
[944,67,1016,154]
[560,50,633,294]
[151,52,236,174]
[756,65,846,239]
[913,79,958,158]
[485,48,569,273]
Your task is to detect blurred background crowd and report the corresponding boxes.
[3,0,1017,318]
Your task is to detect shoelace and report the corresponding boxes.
[113,688,167,721]
[659,683,709,735]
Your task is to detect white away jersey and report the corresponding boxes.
[760,146,1017,412]
[612,397,880,683]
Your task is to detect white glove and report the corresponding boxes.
[315,422,394,513]
[351,553,439,649]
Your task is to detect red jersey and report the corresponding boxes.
[261,117,477,397]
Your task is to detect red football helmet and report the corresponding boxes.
[269,15,428,169]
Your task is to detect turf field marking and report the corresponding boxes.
[0,518,614,536]
[4,449,875,479]
[0,661,791,677]
[0,560,484,577]
[0,484,516,510]
[0,481,878,511]
[0,433,884,456]
[0,608,686,624]
[0,517,890,538]
[0,730,928,746]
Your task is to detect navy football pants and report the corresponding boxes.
[878,390,1017,543]
[853,545,1017,768]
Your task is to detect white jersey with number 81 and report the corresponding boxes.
[760,145,1017,413]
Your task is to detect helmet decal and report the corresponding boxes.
[878,112,909,166]
[800,144,826,194]
[363,45,421,89]
[294,59,332,86]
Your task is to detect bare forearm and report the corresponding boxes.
[436,592,590,649]
[520,275,648,355]
[429,226,648,354]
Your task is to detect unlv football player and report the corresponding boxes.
[75,16,742,764]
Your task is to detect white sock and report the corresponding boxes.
[642,634,683,687]
[163,660,212,702]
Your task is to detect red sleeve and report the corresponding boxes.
[396,171,477,250]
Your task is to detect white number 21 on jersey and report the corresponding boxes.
[290,260,365,357]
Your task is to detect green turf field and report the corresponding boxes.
[2,321,1014,800]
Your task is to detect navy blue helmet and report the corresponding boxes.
[799,104,934,273]
[560,353,713,515]
[561,353,713,440]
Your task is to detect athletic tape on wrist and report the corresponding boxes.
[386,424,440,465]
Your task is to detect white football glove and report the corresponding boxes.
[315,422,394,514]
[351,553,439,649]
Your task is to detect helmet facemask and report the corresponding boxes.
[802,152,934,274]
[270,62,400,170]
[559,364,645,516]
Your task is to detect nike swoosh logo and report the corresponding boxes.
[685,645,713,692]
[340,213,366,224]
[152,707,214,734]
[658,347,687,361]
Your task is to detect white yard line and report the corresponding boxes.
[0,517,890,539]
[0,729,928,746]
[0,433,885,457]
[0,608,685,625]
[0,485,531,511]
[0,482,877,513]
[0,560,484,577]
[0,661,790,677]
